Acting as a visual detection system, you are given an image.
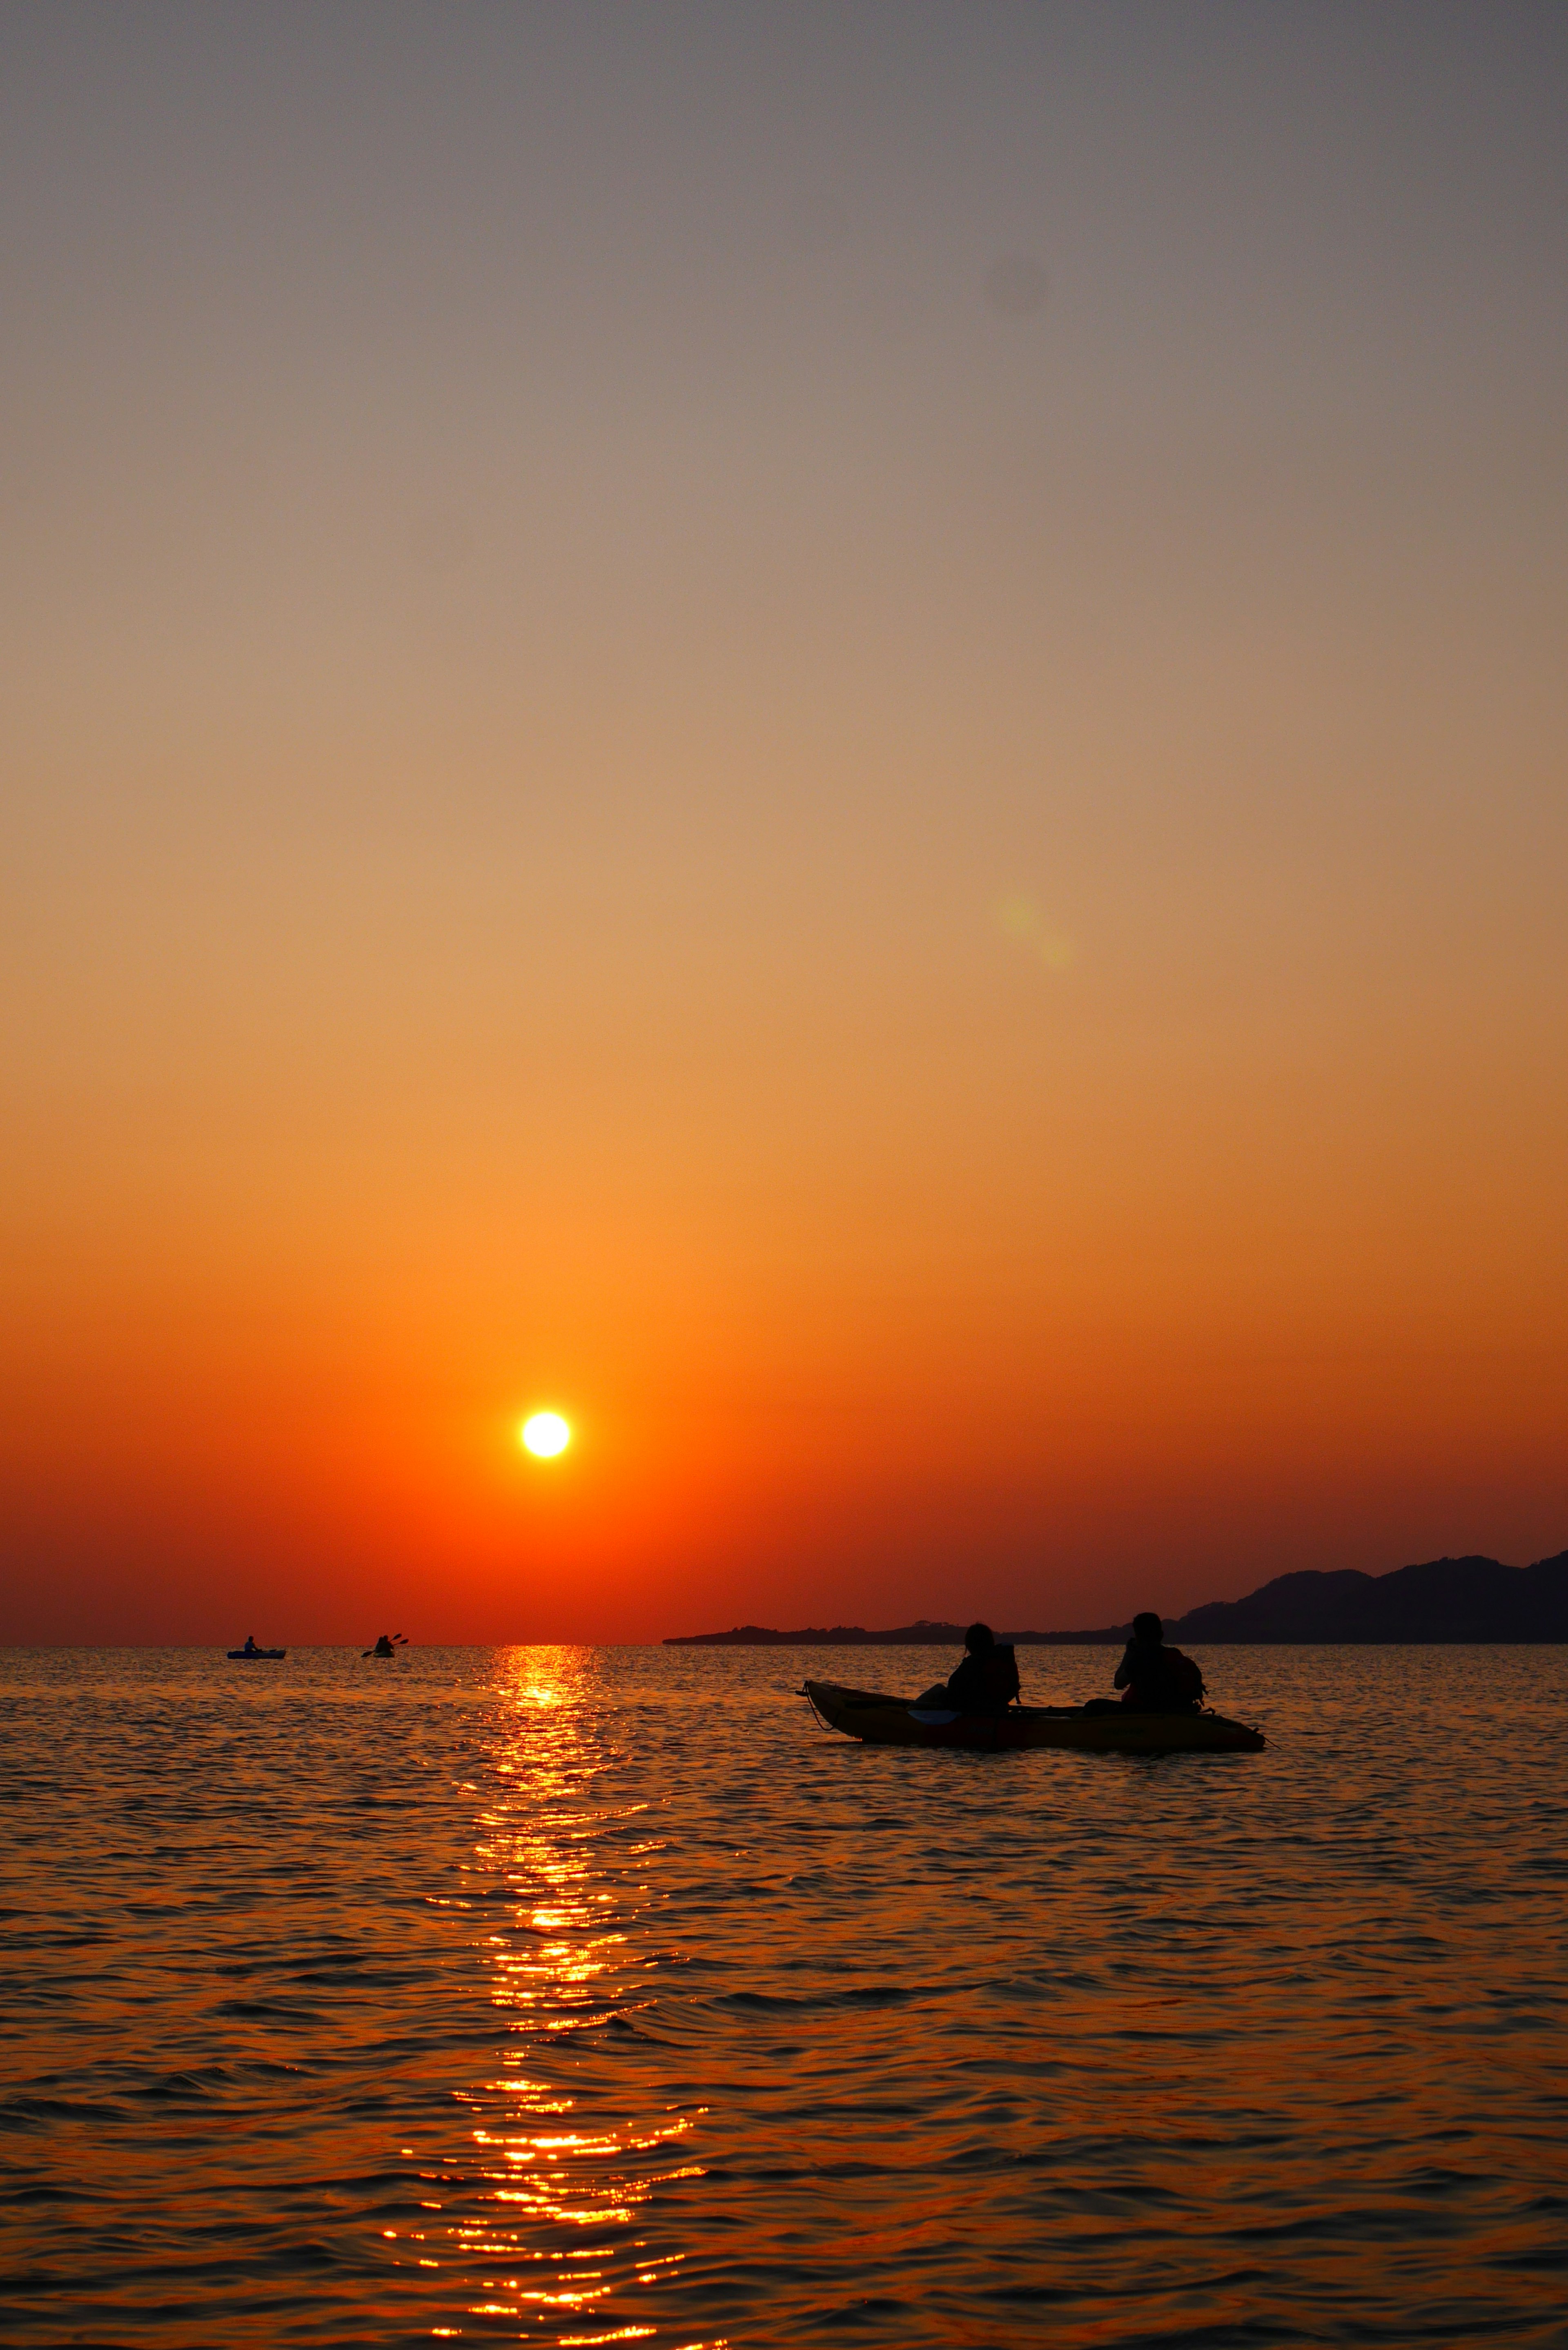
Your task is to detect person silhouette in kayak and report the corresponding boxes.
[941,1622,1021,1715]
[1114,1613,1205,1712]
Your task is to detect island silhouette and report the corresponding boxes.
[665,1549,1568,1646]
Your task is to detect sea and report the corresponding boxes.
[3,1643,1565,2348]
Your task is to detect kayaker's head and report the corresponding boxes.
[964,1621,996,1654]
[1133,1611,1163,1645]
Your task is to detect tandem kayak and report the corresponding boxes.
[802,1679,1265,1754]
[227,1647,287,1661]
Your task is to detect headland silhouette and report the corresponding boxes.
[665,1548,1568,1646]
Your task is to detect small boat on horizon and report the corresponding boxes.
[802,1678,1265,1754]
[228,1640,287,1661]
[363,1632,408,1659]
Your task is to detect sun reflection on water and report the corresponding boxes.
[398,1648,725,2348]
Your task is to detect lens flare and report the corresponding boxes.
[521,1412,571,1459]
[998,894,1074,969]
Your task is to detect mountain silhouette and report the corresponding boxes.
[664,1551,1568,1645]
[1167,1551,1568,1642]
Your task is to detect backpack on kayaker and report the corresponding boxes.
[988,1642,1021,1706]
[1163,1647,1205,1708]
[934,1629,1021,1715]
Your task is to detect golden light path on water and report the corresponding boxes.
[404,1650,723,2350]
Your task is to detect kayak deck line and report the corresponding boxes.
[801,1678,1265,1754]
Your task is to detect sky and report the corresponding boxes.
[3,1,1566,1644]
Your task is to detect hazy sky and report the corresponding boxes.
[3,2,1566,1642]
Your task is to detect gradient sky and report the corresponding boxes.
[3,2,1566,1644]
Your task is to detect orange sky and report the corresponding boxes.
[3,4,1566,1642]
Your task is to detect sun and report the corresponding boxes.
[520,1411,571,1459]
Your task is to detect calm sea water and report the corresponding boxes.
[2,1643,1565,2348]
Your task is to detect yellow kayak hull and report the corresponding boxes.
[802,1679,1265,1754]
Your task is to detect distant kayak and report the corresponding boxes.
[802,1679,1265,1754]
[227,1647,287,1662]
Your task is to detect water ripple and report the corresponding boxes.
[2,1643,1566,2345]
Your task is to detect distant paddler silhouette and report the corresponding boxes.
[363,1632,408,1659]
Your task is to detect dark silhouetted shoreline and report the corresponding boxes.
[664,1550,1568,1645]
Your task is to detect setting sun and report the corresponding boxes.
[521,1412,571,1459]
